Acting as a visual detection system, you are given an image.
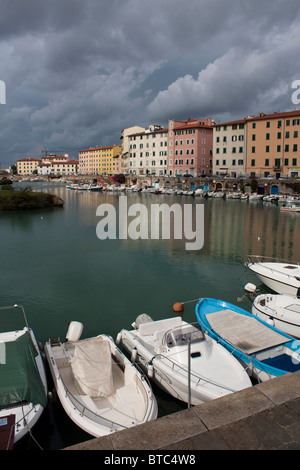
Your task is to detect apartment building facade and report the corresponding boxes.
[126,125,168,176]
[168,118,213,176]
[120,125,146,174]
[213,119,247,177]
[246,111,300,178]
[78,145,122,175]
[17,158,41,175]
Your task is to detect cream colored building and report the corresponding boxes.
[17,158,41,175]
[78,145,122,175]
[127,125,168,176]
[213,119,247,177]
[120,126,146,174]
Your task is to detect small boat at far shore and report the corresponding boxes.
[117,314,252,406]
[252,294,300,339]
[0,305,47,450]
[196,297,300,383]
[45,322,157,438]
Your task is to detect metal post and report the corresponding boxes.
[188,338,191,408]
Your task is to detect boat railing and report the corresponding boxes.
[58,376,128,432]
[247,254,300,266]
[152,351,238,393]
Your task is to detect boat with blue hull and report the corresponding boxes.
[195,298,300,382]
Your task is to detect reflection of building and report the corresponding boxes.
[17,158,41,175]
[213,119,247,177]
[78,145,122,175]
[168,118,213,176]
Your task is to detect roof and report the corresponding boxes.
[17,158,41,162]
[79,145,121,153]
[215,110,300,127]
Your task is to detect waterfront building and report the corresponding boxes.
[246,110,300,178]
[167,118,213,176]
[17,157,41,175]
[78,145,122,175]
[127,125,168,176]
[120,126,146,174]
[38,160,79,177]
[213,119,247,177]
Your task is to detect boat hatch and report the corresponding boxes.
[164,324,205,349]
[207,309,288,355]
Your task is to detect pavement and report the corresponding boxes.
[64,371,300,451]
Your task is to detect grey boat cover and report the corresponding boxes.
[208,309,289,355]
[71,336,115,397]
[0,331,47,408]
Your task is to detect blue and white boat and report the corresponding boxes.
[195,298,300,382]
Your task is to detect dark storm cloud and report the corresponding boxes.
[0,0,300,167]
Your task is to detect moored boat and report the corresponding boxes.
[0,305,47,449]
[195,297,300,382]
[44,322,157,438]
[252,294,300,339]
[117,314,252,406]
[246,256,300,297]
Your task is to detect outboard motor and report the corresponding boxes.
[66,321,83,342]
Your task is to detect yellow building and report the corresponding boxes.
[17,158,41,175]
[78,145,122,175]
[246,110,300,178]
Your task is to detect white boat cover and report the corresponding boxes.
[208,309,289,355]
[71,337,114,397]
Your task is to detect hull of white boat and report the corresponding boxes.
[118,327,251,406]
[0,327,47,447]
[45,335,157,438]
[252,294,300,339]
[248,262,300,297]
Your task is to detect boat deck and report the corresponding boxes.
[207,309,289,354]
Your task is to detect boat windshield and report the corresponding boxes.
[164,324,205,348]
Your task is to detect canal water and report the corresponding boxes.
[1,182,299,449]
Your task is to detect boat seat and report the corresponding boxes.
[139,317,182,337]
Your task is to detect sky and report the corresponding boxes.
[0,0,300,168]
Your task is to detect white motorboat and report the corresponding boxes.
[246,256,300,297]
[45,322,157,438]
[280,202,300,212]
[252,294,300,339]
[0,305,47,449]
[249,193,263,201]
[89,184,103,192]
[117,315,252,406]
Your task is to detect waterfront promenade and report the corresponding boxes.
[65,371,300,451]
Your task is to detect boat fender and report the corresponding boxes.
[147,361,154,379]
[116,332,122,344]
[131,347,138,362]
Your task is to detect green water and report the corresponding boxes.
[1,182,299,449]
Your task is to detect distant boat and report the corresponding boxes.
[117,314,252,406]
[89,184,103,192]
[246,256,300,297]
[45,321,157,438]
[195,297,300,382]
[252,294,300,339]
[0,305,47,449]
[280,202,300,212]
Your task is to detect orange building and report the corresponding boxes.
[246,110,300,178]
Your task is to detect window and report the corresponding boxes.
[285,144,289,152]
[277,145,281,152]
[222,159,226,165]
[266,146,270,152]
[294,131,298,138]
[232,159,236,165]
[252,123,256,129]
[252,146,256,153]
[251,159,255,166]
[266,121,270,128]
[265,159,269,166]
[266,133,270,140]
[252,134,256,141]
[284,158,289,166]
[292,158,297,165]
[293,144,298,152]
[277,132,281,139]
[286,131,290,138]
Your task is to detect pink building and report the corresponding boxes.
[168,118,213,176]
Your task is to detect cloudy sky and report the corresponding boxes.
[0,0,300,168]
